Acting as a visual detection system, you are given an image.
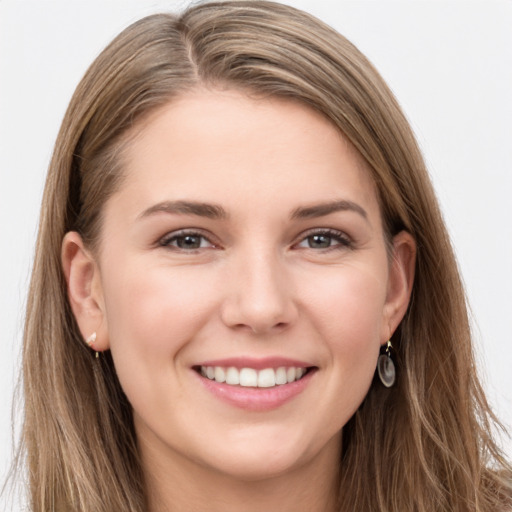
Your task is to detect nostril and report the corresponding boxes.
[250,320,290,335]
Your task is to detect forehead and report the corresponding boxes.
[111,89,380,222]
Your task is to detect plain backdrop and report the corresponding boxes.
[1,0,511,507]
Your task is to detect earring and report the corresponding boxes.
[86,332,99,359]
[377,340,396,388]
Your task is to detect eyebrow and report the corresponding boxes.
[138,198,368,222]
[290,199,368,221]
[138,200,228,220]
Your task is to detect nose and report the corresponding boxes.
[220,249,298,335]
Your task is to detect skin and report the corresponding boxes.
[62,89,415,512]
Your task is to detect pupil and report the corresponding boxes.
[309,234,331,248]
[178,235,200,249]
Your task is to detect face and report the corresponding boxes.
[67,89,414,483]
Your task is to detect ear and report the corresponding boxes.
[61,231,109,352]
[381,230,416,342]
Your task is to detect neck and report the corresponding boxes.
[141,435,341,512]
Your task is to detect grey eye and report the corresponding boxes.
[160,231,213,250]
[175,235,204,249]
[307,234,333,248]
[296,229,352,250]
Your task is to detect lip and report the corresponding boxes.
[195,356,312,370]
[192,357,317,411]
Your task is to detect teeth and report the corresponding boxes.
[258,368,275,388]
[200,365,308,388]
[225,367,240,385]
[239,368,258,387]
[275,367,287,385]
[214,366,226,383]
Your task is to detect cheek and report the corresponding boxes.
[298,263,388,408]
[302,262,388,345]
[100,261,227,428]
[100,261,220,400]
[103,262,216,350]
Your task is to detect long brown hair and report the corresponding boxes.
[15,1,511,510]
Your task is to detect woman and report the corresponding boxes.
[13,1,511,510]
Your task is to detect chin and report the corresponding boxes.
[208,450,306,482]
[198,426,339,483]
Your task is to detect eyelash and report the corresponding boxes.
[294,228,353,251]
[158,228,353,252]
[158,230,216,251]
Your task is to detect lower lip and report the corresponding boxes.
[195,369,316,411]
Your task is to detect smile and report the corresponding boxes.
[199,365,308,388]
[193,358,317,411]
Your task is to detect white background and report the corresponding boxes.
[1,0,511,507]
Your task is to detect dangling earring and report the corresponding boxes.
[377,340,396,388]
[86,332,99,359]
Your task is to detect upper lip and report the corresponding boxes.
[194,356,315,370]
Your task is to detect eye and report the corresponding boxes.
[159,230,215,251]
[296,229,352,250]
